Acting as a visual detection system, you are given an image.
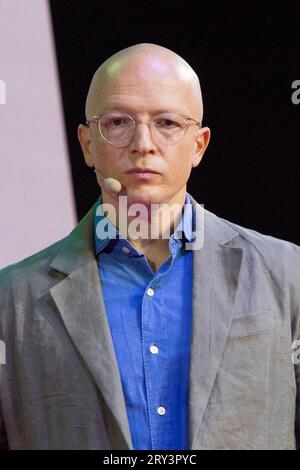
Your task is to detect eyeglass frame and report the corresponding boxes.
[85,111,202,147]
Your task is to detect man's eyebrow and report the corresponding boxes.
[100,105,188,115]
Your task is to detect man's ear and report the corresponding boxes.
[191,126,211,168]
[77,124,94,168]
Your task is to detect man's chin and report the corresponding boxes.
[125,188,165,207]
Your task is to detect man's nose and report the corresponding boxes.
[129,122,156,155]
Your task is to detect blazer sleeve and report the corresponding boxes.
[275,238,300,449]
[295,372,300,449]
[293,287,300,450]
[289,245,300,449]
[0,268,10,450]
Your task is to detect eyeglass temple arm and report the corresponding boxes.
[186,117,202,127]
[85,115,101,127]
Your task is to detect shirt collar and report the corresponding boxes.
[173,193,193,243]
[94,192,193,255]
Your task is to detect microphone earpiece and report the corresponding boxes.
[94,167,122,194]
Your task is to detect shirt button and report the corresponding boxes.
[157,406,166,416]
[122,246,130,254]
[150,345,159,355]
[146,287,155,296]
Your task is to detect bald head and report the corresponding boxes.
[85,43,204,122]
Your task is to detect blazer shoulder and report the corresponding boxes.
[219,216,300,288]
[0,236,66,293]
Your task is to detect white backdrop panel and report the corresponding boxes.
[0,0,76,269]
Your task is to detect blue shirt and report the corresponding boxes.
[94,193,193,450]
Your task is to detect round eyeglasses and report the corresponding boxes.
[86,112,201,147]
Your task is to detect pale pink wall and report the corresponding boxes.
[0,0,76,269]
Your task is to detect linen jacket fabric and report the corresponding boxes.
[0,193,300,450]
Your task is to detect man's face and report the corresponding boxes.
[79,57,210,207]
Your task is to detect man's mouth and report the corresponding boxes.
[126,167,159,174]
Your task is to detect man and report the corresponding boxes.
[0,43,300,450]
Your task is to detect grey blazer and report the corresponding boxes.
[0,194,300,450]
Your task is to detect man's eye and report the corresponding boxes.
[111,118,127,127]
[102,116,130,128]
[155,119,179,128]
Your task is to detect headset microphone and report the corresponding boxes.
[94,167,122,194]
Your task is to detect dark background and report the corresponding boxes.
[49,0,300,244]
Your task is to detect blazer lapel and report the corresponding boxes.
[188,197,244,449]
[48,202,133,450]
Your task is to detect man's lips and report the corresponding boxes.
[126,168,160,174]
[125,168,160,181]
